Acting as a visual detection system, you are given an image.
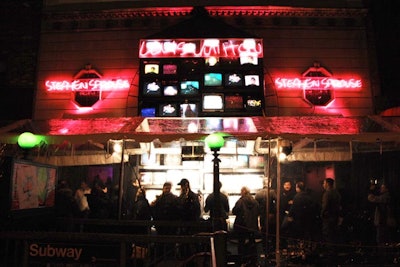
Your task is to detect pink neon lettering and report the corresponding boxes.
[275,77,362,90]
[46,79,130,92]
[139,39,263,58]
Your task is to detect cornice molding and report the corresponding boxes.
[44,6,367,21]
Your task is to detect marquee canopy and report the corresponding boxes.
[1,116,400,145]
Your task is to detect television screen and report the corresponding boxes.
[180,103,198,117]
[204,73,223,86]
[159,103,178,117]
[202,94,224,111]
[225,95,244,110]
[143,81,161,95]
[11,160,57,211]
[225,73,243,86]
[163,85,178,96]
[240,53,258,65]
[246,98,262,110]
[163,64,178,75]
[140,107,156,117]
[144,64,159,74]
[244,75,260,86]
[180,81,200,95]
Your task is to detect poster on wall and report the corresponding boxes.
[11,160,57,211]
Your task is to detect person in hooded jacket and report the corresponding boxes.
[232,186,260,266]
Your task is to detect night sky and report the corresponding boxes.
[0,1,398,122]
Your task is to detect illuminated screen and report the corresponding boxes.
[244,75,260,86]
[246,98,262,110]
[202,94,224,111]
[141,107,156,117]
[163,85,178,96]
[144,64,159,74]
[163,64,178,75]
[159,103,178,117]
[240,54,258,65]
[180,103,198,117]
[225,73,243,86]
[204,73,223,86]
[180,81,200,95]
[143,82,161,95]
[225,95,244,110]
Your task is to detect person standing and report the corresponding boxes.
[176,178,201,224]
[255,184,277,253]
[74,179,91,218]
[176,178,201,258]
[204,181,230,231]
[55,179,79,231]
[150,182,178,258]
[368,182,395,245]
[321,178,342,257]
[280,179,295,225]
[151,182,178,235]
[284,181,317,255]
[232,186,260,266]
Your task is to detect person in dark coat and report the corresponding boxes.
[204,181,230,231]
[150,182,178,235]
[232,186,259,266]
[176,178,201,223]
[255,185,277,252]
[285,181,316,241]
[321,178,342,257]
[150,182,178,258]
[368,182,395,245]
[86,179,113,219]
[55,179,79,231]
[280,179,296,225]
[175,178,201,258]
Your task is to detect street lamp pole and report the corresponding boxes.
[205,133,226,231]
[211,148,222,230]
[205,133,227,267]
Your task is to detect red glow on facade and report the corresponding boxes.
[45,79,130,92]
[139,38,263,58]
[275,77,362,90]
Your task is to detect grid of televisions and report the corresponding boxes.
[140,93,263,117]
[142,73,261,95]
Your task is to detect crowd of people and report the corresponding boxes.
[54,175,397,265]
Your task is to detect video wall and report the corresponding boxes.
[139,57,264,117]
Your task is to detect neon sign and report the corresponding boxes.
[139,38,263,58]
[45,79,130,92]
[274,77,362,90]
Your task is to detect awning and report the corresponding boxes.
[1,116,400,144]
[1,116,399,165]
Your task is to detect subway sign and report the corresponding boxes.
[28,242,120,263]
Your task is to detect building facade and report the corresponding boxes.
[36,0,378,119]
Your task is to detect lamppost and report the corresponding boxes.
[204,132,226,231]
[205,132,227,267]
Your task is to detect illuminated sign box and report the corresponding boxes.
[139,38,263,58]
[275,77,362,90]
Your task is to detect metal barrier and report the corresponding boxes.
[0,219,232,267]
